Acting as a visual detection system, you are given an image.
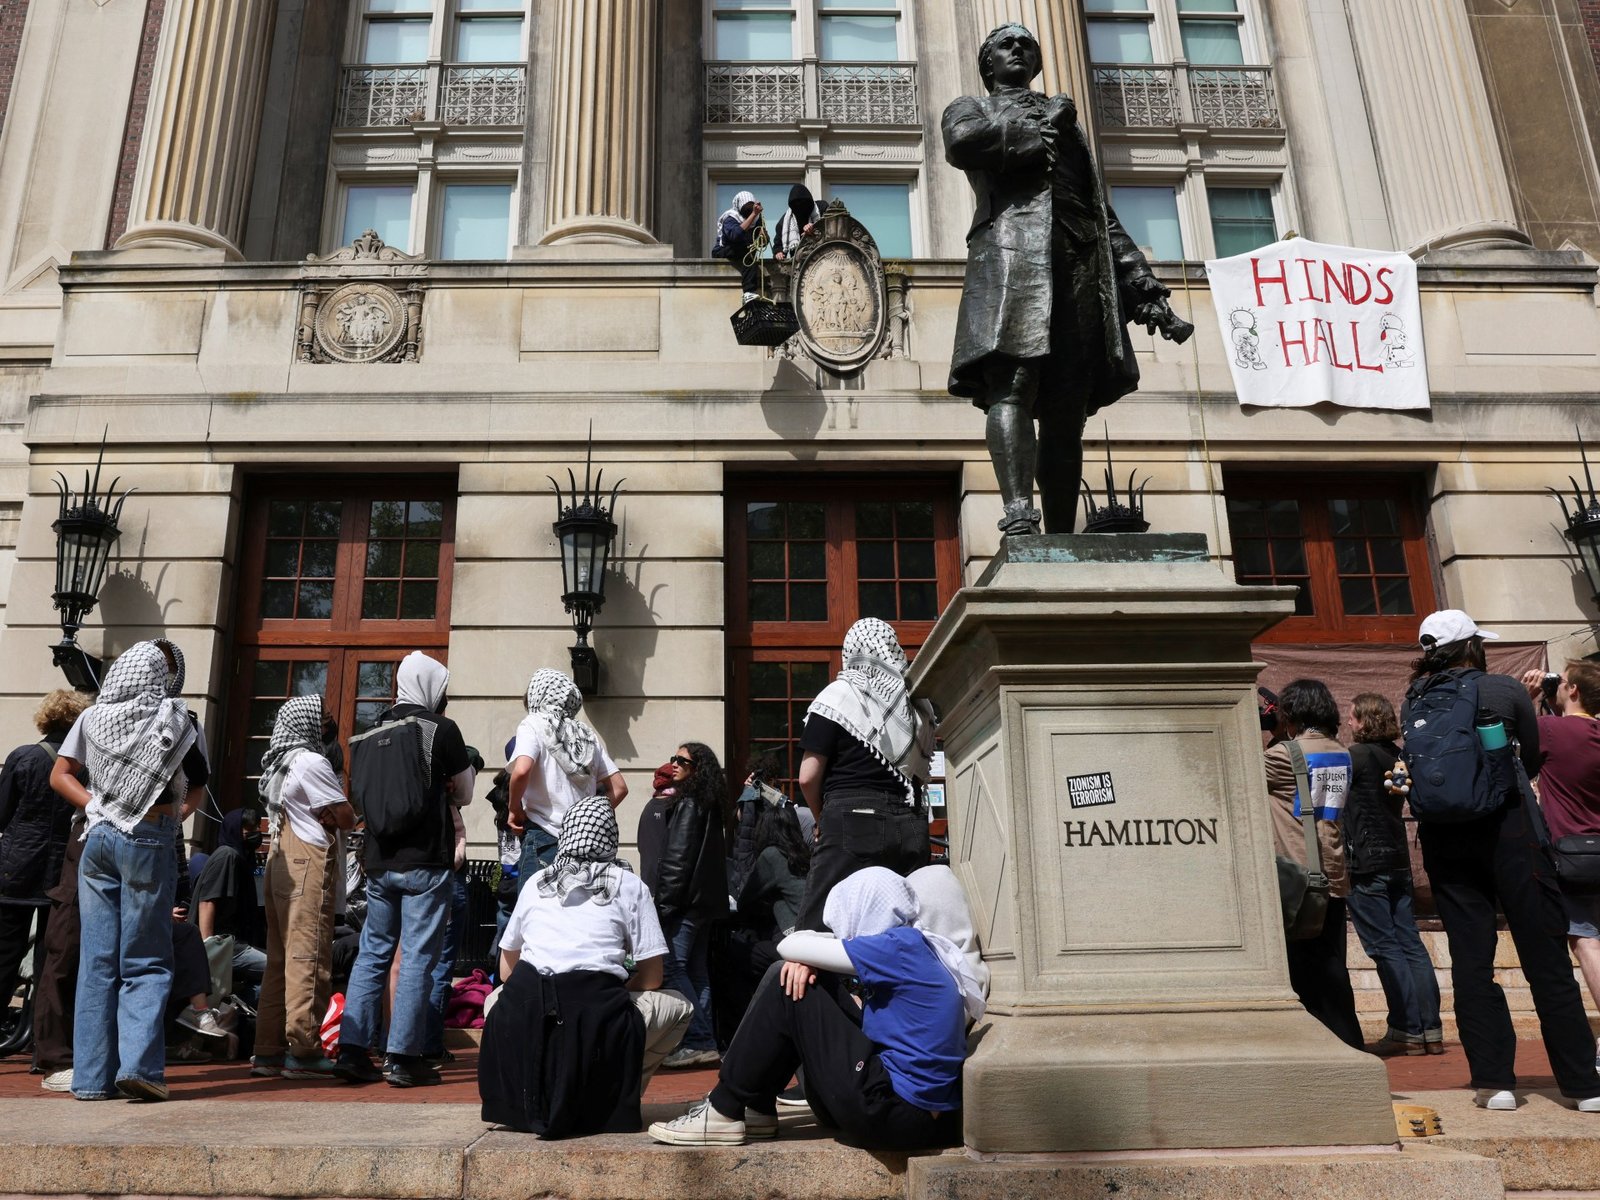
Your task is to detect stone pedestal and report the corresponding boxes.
[906,535,1396,1157]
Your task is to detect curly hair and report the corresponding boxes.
[1349,692,1400,743]
[34,688,90,737]
[1278,678,1339,738]
[677,741,731,828]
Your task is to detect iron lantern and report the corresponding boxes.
[548,439,623,696]
[50,444,133,690]
[1552,428,1600,607]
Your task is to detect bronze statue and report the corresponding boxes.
[944,24,1192,537]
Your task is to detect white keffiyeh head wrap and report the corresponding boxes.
[805,618,934,801]
[713,190,757,257]
[396,652,449,711]
[825,867,988,1022]
[258,694,326,838]
[524,668,598,784]
[533,794,632,906]
[80,640,197,832]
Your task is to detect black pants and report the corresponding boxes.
[710,962,956,1150]
[32,833,82,1073]
[1285,896,1363,1050]
[0,900,47,1013]
[1421,802,1600,1097]
[795,793,929,932]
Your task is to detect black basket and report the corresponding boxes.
[731,298,799,347]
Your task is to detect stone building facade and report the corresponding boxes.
[0,0,1595,891]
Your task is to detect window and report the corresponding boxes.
[1176,0,1244,64]
[225,480,457,807]
[1110,184,1182,259]
[454,0,523,61]
[826,182,911,257]
[342,184,415,251]
[1086,0,1156,65]
[727,480,959,793]
[1208,186,1276,256]
[818,0,901,61]
[714,1,797,59]
[438,182,512,258]
[363,15,431,63]
[1223,474,1436,644]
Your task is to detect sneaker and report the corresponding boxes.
[116,1077,170,1102]
[334,1047,384,1085]
[383,1055,441,1088]
[648,1098,747,1146]
[250,1054,285,1078]
[1371,1035,1425,1058]
[744,1109,779,1139]
[662,1046,720,1069]
[177,1005,229,1040]
[422,1048,457,1068]
[282,1053,340,1079]
[41,1069,73,1093]
[165,1041,213,1065]
[775,1083,809,1109]
[1473,1089,1517,1111]
[1578,1096,1600,1112]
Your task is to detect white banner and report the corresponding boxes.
[1205,237,1429,411]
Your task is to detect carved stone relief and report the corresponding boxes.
[789,204,889,374]
[296,230,427,364]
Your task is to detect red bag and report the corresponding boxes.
[320,992,345,1055]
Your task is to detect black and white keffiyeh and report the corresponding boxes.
[524,668,598,785]
[533,794,631,906]
[258,694,326,837]
[806,618,934,802]
[81,640,197,832]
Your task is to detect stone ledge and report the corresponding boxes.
[1405,1087,1600,1193]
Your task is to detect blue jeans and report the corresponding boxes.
[1345,869,1442,1038]
[514,825,559,896]
[340,866,451,1058]
[74,814,178,1097]
[423,867,470,1057]
[233,941,268,1007]
[662,914,716,1051]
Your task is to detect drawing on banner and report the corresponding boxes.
[1206,237,1429,411]
[1229,309,1268,371]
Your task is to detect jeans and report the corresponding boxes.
[233,941,267,1006]
[423,867,470,1057]
[1345,870,1441,1039]
[1421,800,1600,1098]
[73,814,178,1097]
[662,914,716,1051]
[514,826,559,897]
[340,866,451,1058]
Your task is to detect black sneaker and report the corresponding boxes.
[422,1048,456,1068]
[334,1046,384,1085]
[776,1083,809,1109]
[383,1054,441,1088]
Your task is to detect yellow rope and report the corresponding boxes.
[1179,264,1226,573]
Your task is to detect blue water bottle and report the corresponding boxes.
[1475,710,1508,751]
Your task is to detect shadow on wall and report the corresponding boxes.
[758,355,827,448]
[581,528,663,764]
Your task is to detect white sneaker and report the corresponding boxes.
[648,1099,747,1146]
[40,1069,72,1093]
[177,1005,228,1040]
[1577,1096,1600,1112]
[1474,1089,1517,1110]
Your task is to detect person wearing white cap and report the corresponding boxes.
[1405,611,1600,1112]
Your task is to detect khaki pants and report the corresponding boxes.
[256,822,337,1059]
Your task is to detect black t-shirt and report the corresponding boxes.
[363,703,471,873]
[799,715,918,804]
[191,845,267,948]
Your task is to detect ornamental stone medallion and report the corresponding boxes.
[297,230,427,363]
[790,204,888,374]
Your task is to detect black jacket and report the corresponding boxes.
[0,739,73,899]
[1342,740,1410,877]
[638,794,729,922]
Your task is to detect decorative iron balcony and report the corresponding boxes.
[705,61,919,126]
[1091,63,1280,131]
[336,63,527,129]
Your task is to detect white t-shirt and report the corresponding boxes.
[278,752,348,849]
[510,715,620,837]
[60,713,209,828]
[499,870,667,980]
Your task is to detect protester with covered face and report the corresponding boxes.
[507,668,626,890]
[713,190,766,303]
[50,639,208,1102]
[480,795,691,1137]
[190,806,268,1005]
[773,184,822,261]
[251,695,355,1080]
[793,618,937,931]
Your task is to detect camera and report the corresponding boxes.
[1543,673,1561,703]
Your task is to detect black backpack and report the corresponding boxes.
[1401,670,1511,823]
[348,715,433,839]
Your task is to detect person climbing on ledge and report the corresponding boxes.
[713,190,766,303]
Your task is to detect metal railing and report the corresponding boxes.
[704,60,919,126]
[336,63,527,128]
[1091,62,1280,130]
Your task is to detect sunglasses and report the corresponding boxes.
[668,755,693,769]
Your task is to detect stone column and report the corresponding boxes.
[539,0,659,246]
[116,0,280,259]
[1344,0,1528,253]
[970,0,1092,112]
